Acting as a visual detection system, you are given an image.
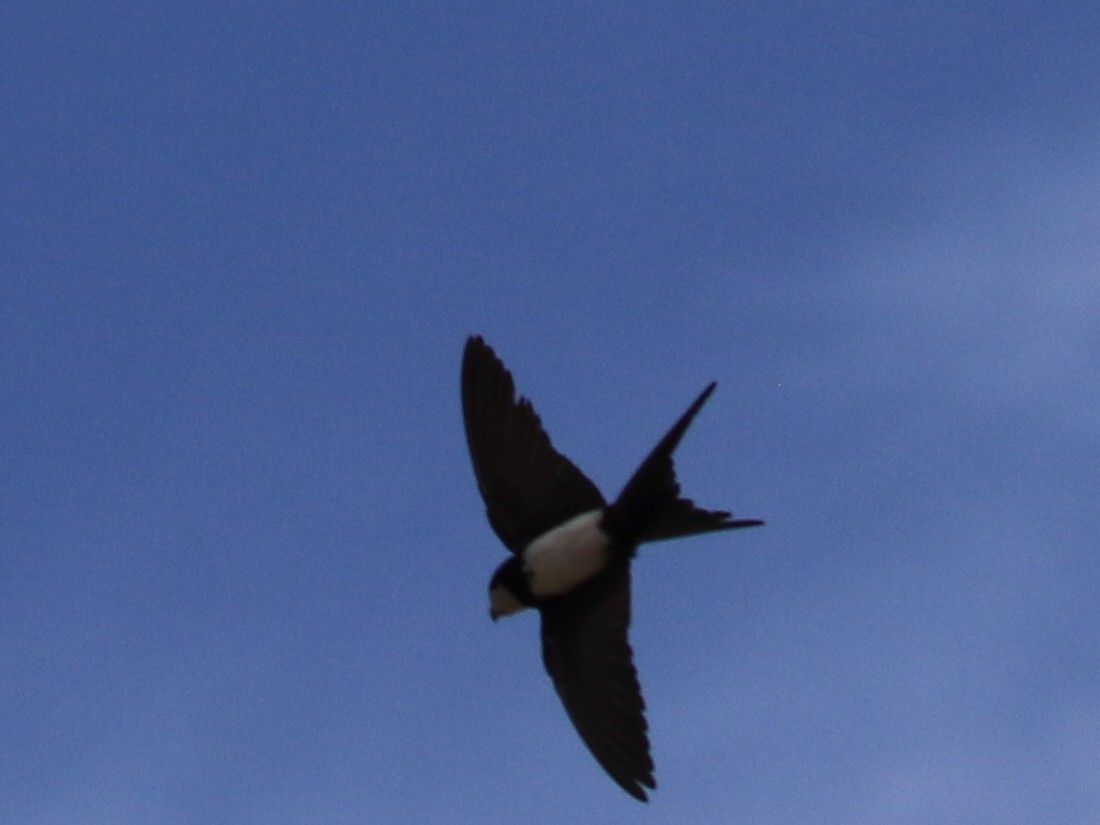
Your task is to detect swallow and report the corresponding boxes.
[461,335,763,801]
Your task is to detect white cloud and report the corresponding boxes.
[840,133,1100,438]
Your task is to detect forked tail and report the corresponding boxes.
[607,383,763,544]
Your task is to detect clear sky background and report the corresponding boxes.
[3,4,1098,824]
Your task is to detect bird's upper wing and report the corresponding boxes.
[461,336,605,554]
[540,563,655,801]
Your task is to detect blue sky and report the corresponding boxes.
[3,3,1098,823]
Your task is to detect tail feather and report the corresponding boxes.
[608,383,763,543]
[640,499,764,543]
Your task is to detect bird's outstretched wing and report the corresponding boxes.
[540,563,655,801]
[461,336,605,553]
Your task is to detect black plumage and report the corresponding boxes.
[461,335,762,800]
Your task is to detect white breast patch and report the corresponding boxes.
[522,509,611,598]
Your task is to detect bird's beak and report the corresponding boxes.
[489,608,500,623]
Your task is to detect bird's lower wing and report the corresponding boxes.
[539,564,655,801]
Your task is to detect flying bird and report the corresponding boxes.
[461,335,763,801]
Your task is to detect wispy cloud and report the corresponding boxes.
[840,132,1100,437]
